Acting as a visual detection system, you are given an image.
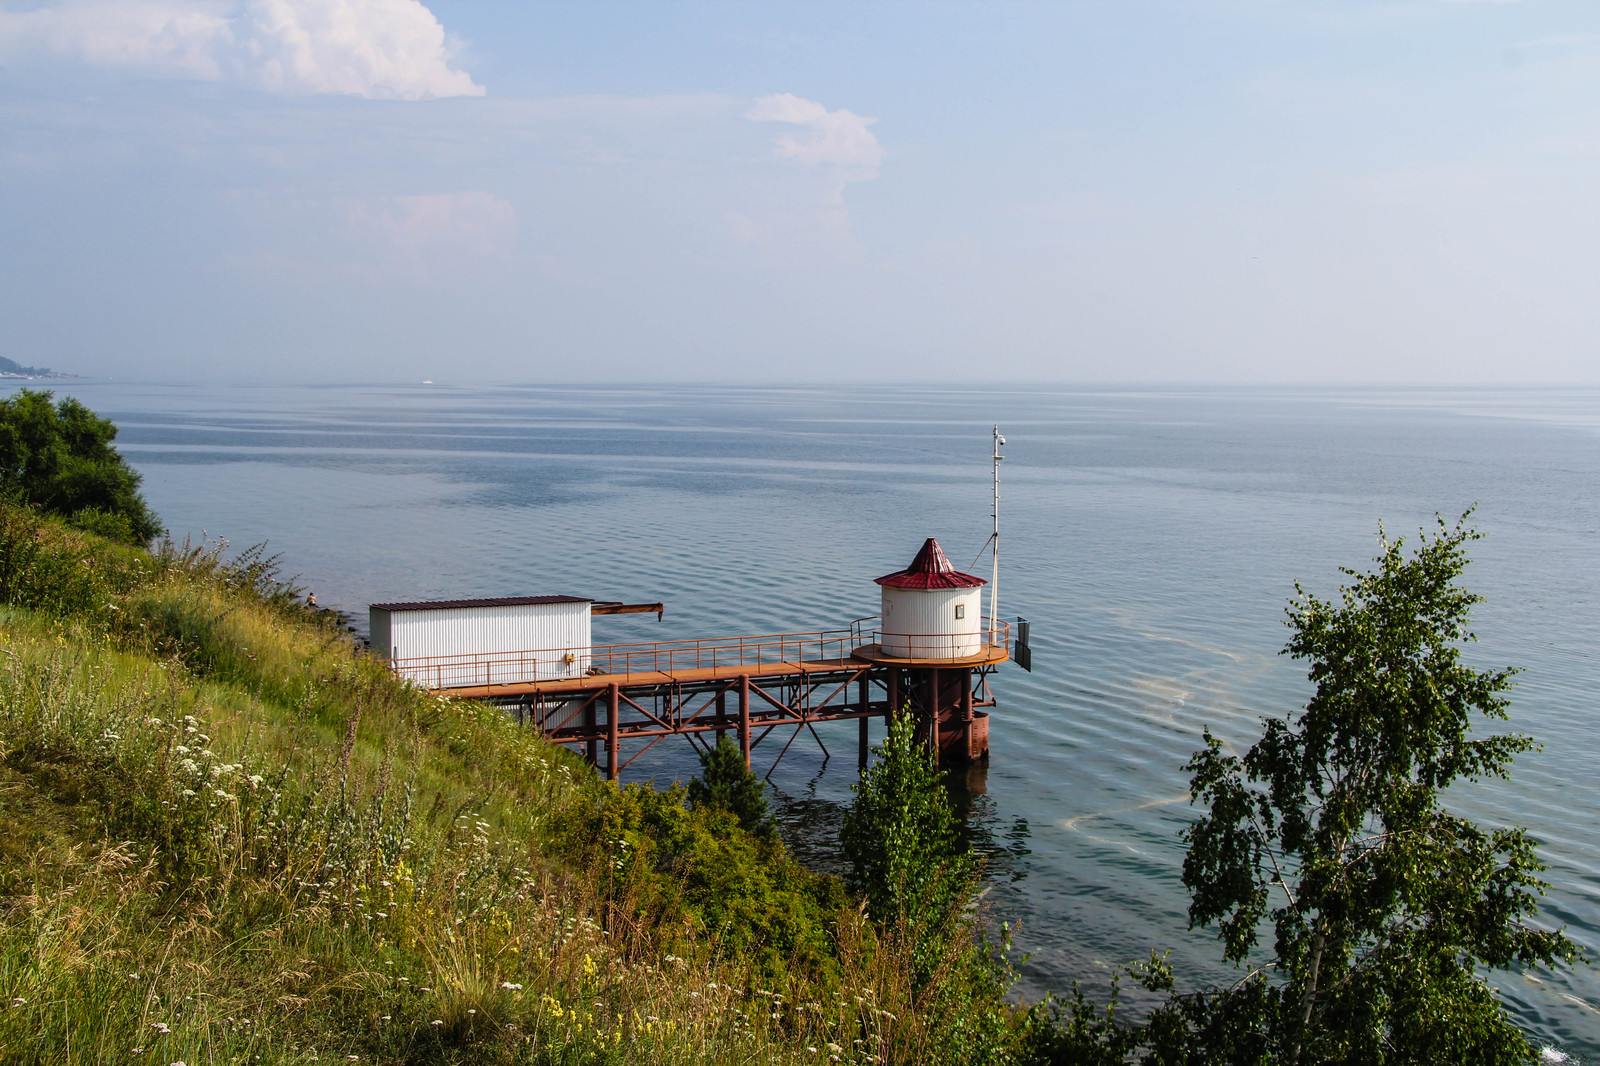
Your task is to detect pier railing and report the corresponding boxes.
[386,618,1010,691]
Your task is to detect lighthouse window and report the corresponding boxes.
[955,604,966,620]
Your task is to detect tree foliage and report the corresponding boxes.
[0,389,160,544]
[687,734,777,840]
[842,709,975,929]
[843,709,1015,1064]
[1158,514,1580,1063]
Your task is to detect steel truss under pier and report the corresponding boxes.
[405,624,1012,782]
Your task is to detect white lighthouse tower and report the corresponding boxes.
[875,537,987,659]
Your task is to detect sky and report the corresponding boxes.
[2,0,1598,385]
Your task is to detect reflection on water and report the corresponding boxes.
[771,761,1033,890]
[20,381,1599,1059]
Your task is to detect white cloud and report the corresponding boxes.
[0,0,482,100]
[746,93,884,189]
[0,2,233,78]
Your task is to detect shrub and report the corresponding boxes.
[687,734,777,840]
[0,389,161,544]
[841,710,975,934]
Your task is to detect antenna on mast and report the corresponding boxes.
[990,424,1004,643]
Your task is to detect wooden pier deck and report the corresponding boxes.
[391,625,1011,781]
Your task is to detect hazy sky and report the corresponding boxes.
[2,1,1597,384]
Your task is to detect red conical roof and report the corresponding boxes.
[875,537,987,589]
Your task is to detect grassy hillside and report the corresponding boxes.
[0,507,1017,1065]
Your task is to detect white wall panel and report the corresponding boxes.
[880,586,983,658]
[374,601,591,686]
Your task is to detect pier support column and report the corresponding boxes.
[925,668,941,766]
[960,668,975,761]
[715,689,727,745]
[584,700,598,767]
[858,676,871,768]
[738,675,751,769]
[886,668,900,722]
[606,684,620,782]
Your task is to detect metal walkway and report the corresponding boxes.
[392,621,1011,781]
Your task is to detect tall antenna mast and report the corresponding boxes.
[990,424,1005,642]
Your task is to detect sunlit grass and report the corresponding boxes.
[0,509,1016,1065]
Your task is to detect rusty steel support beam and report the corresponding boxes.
[584,701,598,766]
[607,683,620,782]
[715,689,727,745]
[739,674,751,769]
[858,676,870,768]
[961,667,975,760]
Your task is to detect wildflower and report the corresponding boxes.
[430,1019,443,1026]
[247,774,264,787]
[380,1015,390,1021]
[174,746,190,756]
[214,789,234,801]
[180,789,195,798]
[499,981,523,991]
[131,1048,143,1055]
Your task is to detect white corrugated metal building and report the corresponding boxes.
[371,595,593,687]
[876,538,987,659]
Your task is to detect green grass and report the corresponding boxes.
[0,508,1022,1065]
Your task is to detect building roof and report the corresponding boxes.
[874,537,987,589]
[370,595,593,612]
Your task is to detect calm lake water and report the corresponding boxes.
[21,382,1600,1056]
